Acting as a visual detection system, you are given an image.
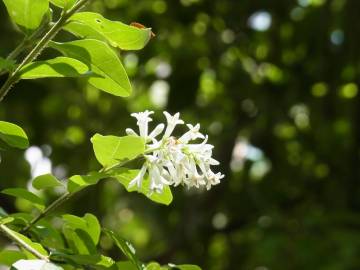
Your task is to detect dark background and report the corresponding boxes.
[1,0,360,269]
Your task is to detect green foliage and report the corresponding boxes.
[172,265,202,270]
[116,261,138,270]
[0,216,14,225]
[104,229,143,270]
[1,188,44,210]
[31,220,65,250]
[91,134,145,168]
[62,213,101,254]
[32,174,63,190]
[0,250,26,266]
[2,0,49,34]
[0,121,28,149]
[50,253,114,268]
[49,39,132,97]
[10,229,48,257]
[65,12,152,50]
[114,168,173,205]
[146,263,202,270]
[19,57,91,79]
[0,2,203,270]
[67,171,107,193]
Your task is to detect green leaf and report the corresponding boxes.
[49,0,76,9]
[65,12,152,50]
[2,188,44,210]
[146,262,165,270]
[146,263,202,270]
[0,216,14,225]
[8,213,32,227]
[49,39,132,96]
[0,250,26,266]
[103,229,143,270]
[116,261,139,270]
[170,265,202,270]
[31,220,65,250]
[50,253,115,268]
[0,121,29,149]
[19,57,91,79]
[91,134,145,168]
[32,173,63,190]
[62,213,100,254]
[67,171,108,193]
[114,169,173,205]
[2,0,49,34]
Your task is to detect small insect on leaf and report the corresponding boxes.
[130,22,156,38]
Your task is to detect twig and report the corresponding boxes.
[0,224,49,261]
[0,0,91,102]
[21,192,73,233]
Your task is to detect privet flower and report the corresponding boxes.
[12,259,62,270]
[126,111,224,193]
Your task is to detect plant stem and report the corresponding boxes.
[0,224,49,261]
[0,23,50,77]
[21,192,73,233]
[22,155,142,233]
[0,0,91,102]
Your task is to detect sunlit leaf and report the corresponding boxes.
[0,250,26,266]
[116,261,139,270]
[50,253,115,268]
[65,12,152,50]
[113,168,173,205]
[170,265,202,270]
[91,134,145,168]
[67,171,108,193]
[146,262,164,270]
[2,0,49,34]
[0,216,14,225]
[0,121,29,149]
[32,174,63,190]
[19,57,91,79]
[62,213,100,254]
[49,39,132,96]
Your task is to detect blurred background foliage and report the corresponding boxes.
[1,0,360,269]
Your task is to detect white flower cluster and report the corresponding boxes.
[126,111,224,193]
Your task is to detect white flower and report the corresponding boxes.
[126,111,224,193]
[130,110,154,140]
[179,124,205,143]
[163,111,184,138]
[148,123,165,141]
[129,163,147,189]
[12,259,63,270]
